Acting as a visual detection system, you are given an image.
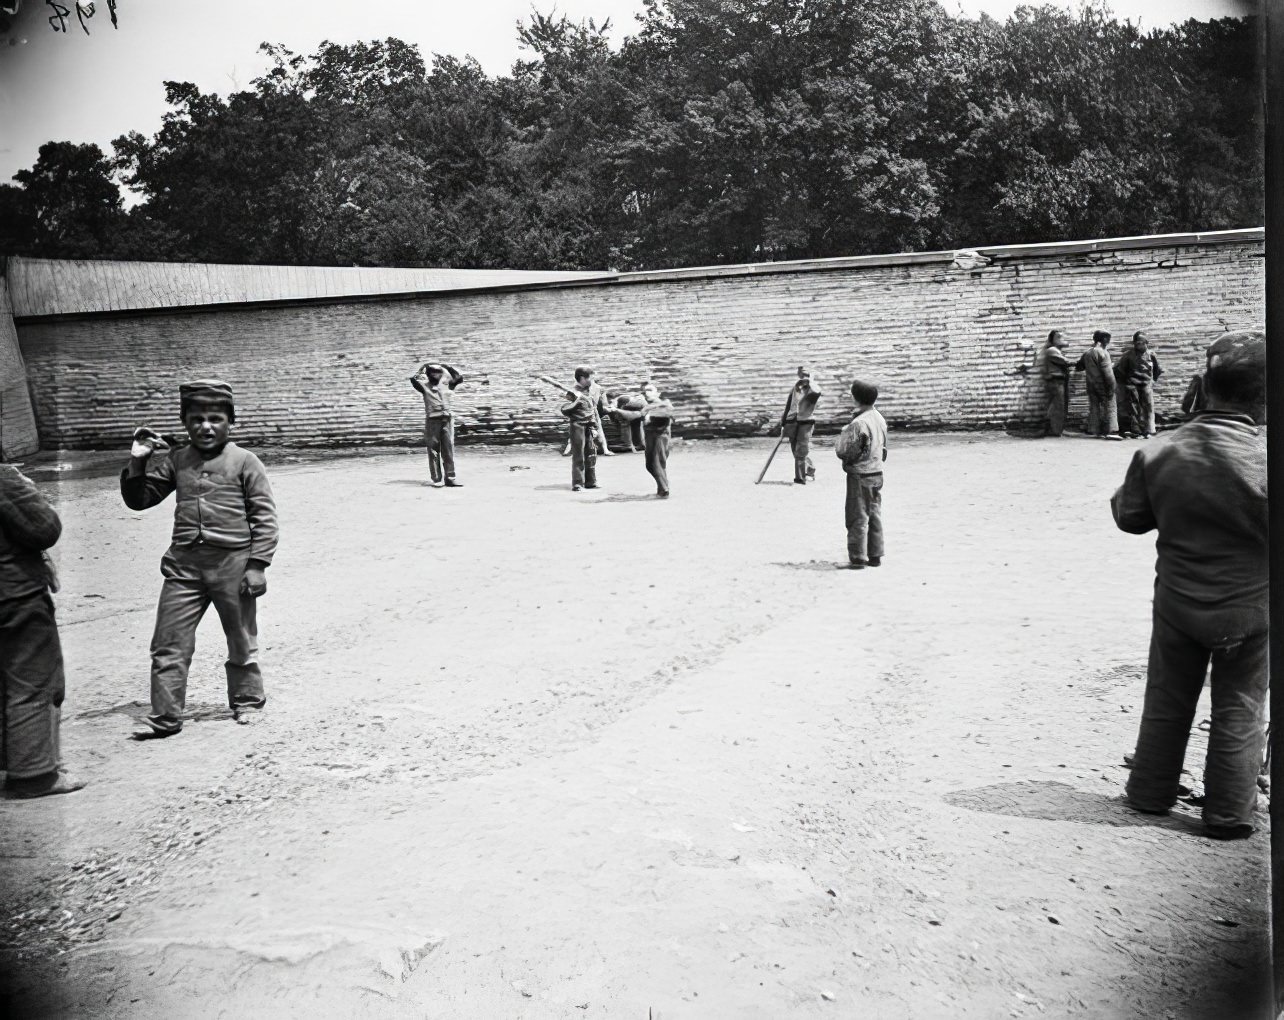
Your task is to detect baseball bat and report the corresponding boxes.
[537,374,576,395]
[755,432,787,484]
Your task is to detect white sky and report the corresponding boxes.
[0,0,1256,185]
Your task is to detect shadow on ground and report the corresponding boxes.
[944,780,1210,836]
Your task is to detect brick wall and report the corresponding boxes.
[15,234,1264,449]
[0,283,40,458]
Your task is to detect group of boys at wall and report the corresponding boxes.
[0,336,1269,845]
[1042,328,1171,439]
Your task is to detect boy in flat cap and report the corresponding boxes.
[780,365,822,484]
[0,460,85,797]
[410,361,465,487]
[1112,332,1267,839]
[122,380,279,738]
[1113,331,1164,438]
[834,380,888,569]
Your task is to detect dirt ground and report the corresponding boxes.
[0,433,1271,1020]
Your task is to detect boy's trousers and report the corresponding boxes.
[783,420,815,481]
[1045,378,1068,436]
[1085,386,1118,436]
[1,591,65,778]
[569,422,598,488]
[644,430,670,494]
[1115,385,1134,436]
[1126,590,1268,830]
[425,416,456,483]
[1126,383,1156,437]
[844,472,884,565]
[148,544,265,733]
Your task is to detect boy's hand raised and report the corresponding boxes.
[131,427,169,459]
[240,567,267,598]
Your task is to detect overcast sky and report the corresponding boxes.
[0,0,1257,185]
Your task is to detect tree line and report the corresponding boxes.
[0,0,1262,271]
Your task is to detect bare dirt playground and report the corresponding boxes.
[0,434,1271,1019]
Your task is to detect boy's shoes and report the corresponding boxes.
[572,484,583,491]
[840,561,866,570]
[1123,797,1169,816]
[4,770,86,799]
[1205,823,1254,841]
[233,709,262,726]
[805,466,816,479]
[657,490,670,499]
[1103,434,1124,442]
[601,450,616,457]
[585,484,601,490]
[868,557,881,567]
[444,480,463,487]
[131,724,179,740]
[793,479,806,485]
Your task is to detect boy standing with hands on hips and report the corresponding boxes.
[122,380,279,738]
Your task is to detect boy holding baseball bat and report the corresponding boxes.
[546,368,603,491]
[121,380,278,738]
[780,365,822,484]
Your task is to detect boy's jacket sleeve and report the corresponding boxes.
[1111,450,1156,534]
[0,464,61,550]
[241,455,279,566]
[121,454,177,510]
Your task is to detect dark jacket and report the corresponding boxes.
[1111,411,1266,624]
[560,392,597,426]
[641,397,677,434]
[0,464,61,600]
[1113,348,1163,388]
[121,443,278,566]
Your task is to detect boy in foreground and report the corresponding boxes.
[1111,332,1266,839]
[834,380,888,569]
[0,461,84,798]
[121,380,279,738]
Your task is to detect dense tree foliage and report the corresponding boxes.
[0,1,1262,269]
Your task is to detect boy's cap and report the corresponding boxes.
[1207,331,1265,373]
[179,379,234,405]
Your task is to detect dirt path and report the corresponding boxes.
[0,435,1270,1019]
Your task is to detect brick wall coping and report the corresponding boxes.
[2,257,616,321]
[613,227,1265,285]
[4,227,1262,322]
